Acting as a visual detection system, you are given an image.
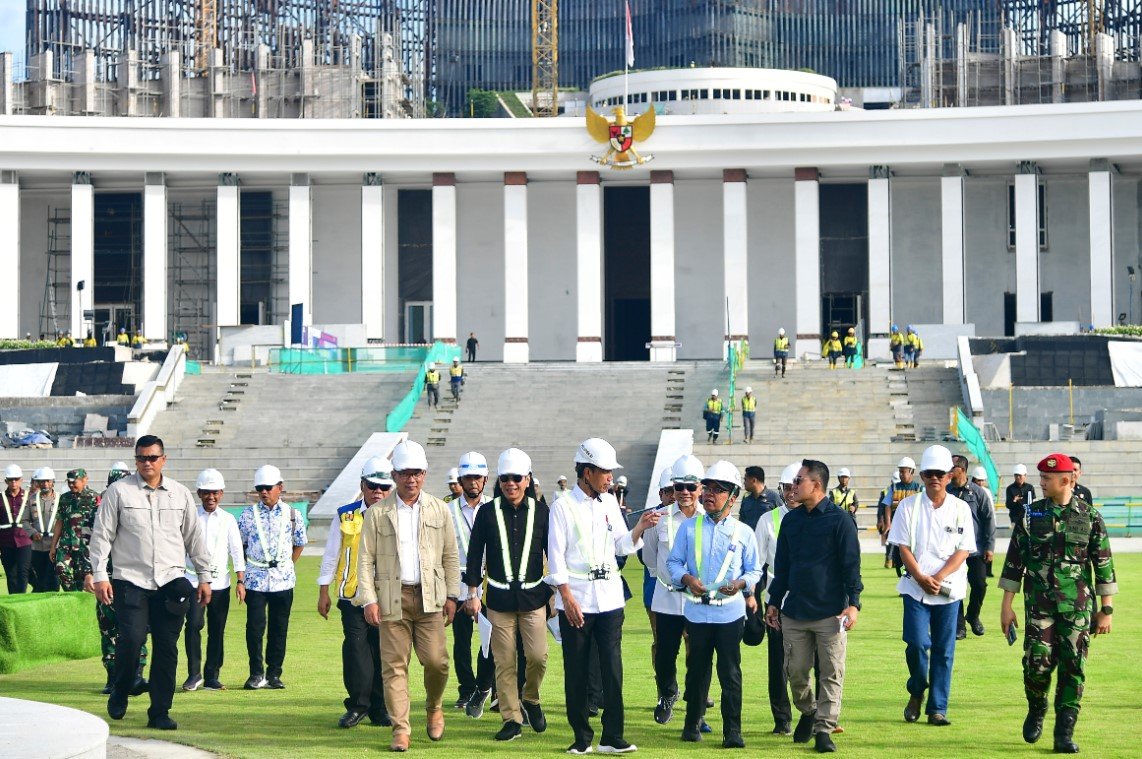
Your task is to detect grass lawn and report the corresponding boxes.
[1,554,1138,758]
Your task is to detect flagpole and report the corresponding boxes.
[623,1,629,110]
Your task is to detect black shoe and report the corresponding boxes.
[955,626,967,640]
[597,737,637,753]
[203,678,226,691]
[369,710,392,727]
[489,692,500,712]
[182,674,204,691]
[567,741,593,755]
[107,694,127,720]
[815,732,836,753]
[129,677,150,696]
[522,701,547,733]
[653,695,676,725]
[1053,707,1080,754]
[927,714,951,726]
[466,688,491,719]
[339,710,367,728]
[146,715,178,730]
[244,674,268,690]
[969,617,985,636]
[794,713,816,743]
[723,732,745,749]
[266,676,285,689]
[904,694,923,723]
[773,721,792,736]
[495,721,523,742]
[1023,706,1047,744]
[455,693,472,709]
[681,724,703,742]
[699,720,712,734]
[101,677,113,696]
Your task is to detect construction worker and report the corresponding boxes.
[822,331,842,370]
[553,475,571,502]
[703,389,724,444]
[57,331,75,347]
[639,468,675,682]
[773,328,790,378]
[83,331,97,347]
[24,467,61,593]
[1,464,31,594]
[443,468,462,503]
[131,330,145,348]
[449,358,464,402]
[881,458,922,572]
[890,324,905,368]
[842,328,858,368]
[116,328,130,346]
[425,363,441,408]
[830,468,859,522]
[740,387,757,443]
[905,326,924,368]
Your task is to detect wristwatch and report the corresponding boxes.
[1100,604,1113,615]
[742,589,753,599]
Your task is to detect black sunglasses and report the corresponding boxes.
[254,484,278,492]
[363,481,392,492]
[920,470,948,479]
[498,474,525,484]
[135,455,162,463]
[673,482,698,492]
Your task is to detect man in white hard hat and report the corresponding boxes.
[444,468,463,503]
[668,460,760,749]
[425,363,441,408]
[829,468,859,523]
[356,439,461,753]
[236,464,307,691]
[445,452,495,714]
[887,445,975,727]
[548,438,660,755]
[182,469,246,692]
[740,387,757,443]
[881,457,922,573]
[464,448,553,742]
[703,389,724,445]
[553,475,571,502]
[1,463,32,595]
[774,328,790,378]
[614,475,630,513]
[1005,464,1035,526]
[318,456,393,729]
[765,459,862,753]
[25,467,60,593]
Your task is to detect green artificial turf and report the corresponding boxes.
[0,592,101,673]
[0,554,1137,758]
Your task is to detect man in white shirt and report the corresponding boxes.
[548,438,659,755]
[182,469,245,692]
[887,445,975,727]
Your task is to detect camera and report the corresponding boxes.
[937,583,952,598]
[267,560,279,569]
[589,566,611,581]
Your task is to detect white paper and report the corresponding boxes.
[547,616,562,644]
[478,611,493,657]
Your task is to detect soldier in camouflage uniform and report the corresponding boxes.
[999,453,1117,754]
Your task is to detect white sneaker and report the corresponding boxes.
[597,738,637,754]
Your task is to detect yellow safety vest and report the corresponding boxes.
[908,334,923,350]
[333,509,365,599]
[774,337,789,352]
[425,370,440,384]
[706,398,723,414]
[843,336,857,349]
[449,365,463,378]
[823,339,841,353]
[741,395,757,412]
[831,488,856,512]
[890,332,904,347]
[116,334,129,345]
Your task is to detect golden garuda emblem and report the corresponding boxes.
[586,105,656,170]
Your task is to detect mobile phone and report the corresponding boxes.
[1006,624,1018,646]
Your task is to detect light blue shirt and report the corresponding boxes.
[667,513,761,624]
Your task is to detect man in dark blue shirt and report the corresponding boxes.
[765,459,862,754]
[738,466,781,531]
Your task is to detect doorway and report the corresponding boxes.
[1004,291,1054,336]
[404,301,434,344]
[604,186,651,361]
[93,303,135,346]
[398,190,433,343]
[819,184,869,343]
[93,193,142,342]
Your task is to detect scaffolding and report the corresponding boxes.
[1003,0,1142,58]
[39,208,70,339]
[169,200,216,360]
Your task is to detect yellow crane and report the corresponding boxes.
[531,0,558,117]
[195,0,218,73]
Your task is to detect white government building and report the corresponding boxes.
[1,70,1140,362]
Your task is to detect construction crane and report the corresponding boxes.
[196,0,218,73]
[531,0,558,116]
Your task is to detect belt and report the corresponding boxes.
[684,594,731,607]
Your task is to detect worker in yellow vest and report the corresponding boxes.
[905,326,924,369]
[703,389,724,444]
[83,331,97,347]
[131,330,145,348]
[842,328,858,369]
[425,363,441,408]
[317,456,393,729]
[116,328,130,346]
[773,329,790,378]
[890,324,905,369]
[741,387,758,444]
[822,331,843,370]
[449,358,465,402]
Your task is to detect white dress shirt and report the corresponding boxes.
[753,504,790,601]
[397,495,422,585]
[547,485,641,615]
[642,503,690,616]
[887,492,975,605]
[449,494,490,602]
[185,506,245,590]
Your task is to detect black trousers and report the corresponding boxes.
[960,555,988,624]
[29,549,59,593]
[245,588,293,678]
[654,611,713,705]
[452,605,495,698]
[339,600,387,715]
[1,545,32,595]
[560,608,625,745]
[112,579,185,720]
[684,619,745,736]
[766,625,793,724]
[185,586,231,680]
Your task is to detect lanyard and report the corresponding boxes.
[450,500,477,556]
[664,508,683,551]
[493,497,536,585]
[35,492,59,535]
[253,503,290,566]
[569,498,610,570]
[0,491,25,528]
[694,514,741,594]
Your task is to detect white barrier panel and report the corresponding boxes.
[310,431,408,520]
[0,363,58,398]
[643,428,695,509]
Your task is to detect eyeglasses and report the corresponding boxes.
[254,484,278,492]
[395,470,425,479]
[363,481,392,491]
[135,455,162,463]
[499,474,524,484]
[920,470,947,479]
[703,482,730,495]
[673,482,698,492]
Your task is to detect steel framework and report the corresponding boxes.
[1002,0,1142,56]
[531,0,558,116]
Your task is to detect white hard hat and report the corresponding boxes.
[32,467,55,481]
[616,475,628,487]
[778,328,786,336]
[453,358,459,363]
[657,468,673,490]
[919,445,953,473]
[971,466,988,481]
[110,461,131,474]
[446,468,460,484]
[574,438,622,470]
[671,454,705,483]
[498,448,532,477]
[428,362,436,370]
[3,464,22,479]
[254,464,283,487]
[780,463,800,485]
[897,456,917,471]
[392,440,429,472]
[196,468,226,490]
[702,460,743,490]
[837,468,851,478]
[710,388,719,397]
[458,451,489,478]
[1013,463,1028,476]
[744,386,753,394]
[557,475,568,483]
[892,471,902,483]
[361,456,393,484]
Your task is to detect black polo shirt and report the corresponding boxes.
[738,487,781,531]
[768,496,863,621]
[466,496,552,613]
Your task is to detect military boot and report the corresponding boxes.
[1022,704,1047,743]
[1053,707,1080,754]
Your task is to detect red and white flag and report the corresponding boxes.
[625,1,635,68]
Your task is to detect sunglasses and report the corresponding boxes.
[254,484,278,492]
[920,470,948,479]
[363,481,392,491]
[135,455,163,463]
[673,482,698,492]
[498,474,525,484]
[792,476,814,485]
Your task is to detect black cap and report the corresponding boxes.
[161,577,195,616]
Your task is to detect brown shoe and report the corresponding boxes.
[426,709,445,741]
[389,733,410,752]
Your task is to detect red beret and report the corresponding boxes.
[1038,454,1074,473]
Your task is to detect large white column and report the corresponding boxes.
[432,172,457,344]
[288,173,313,327]
[723,169,748,352]
[1088,159,1114,328]
[216,174,241,349]
[576,171,603,362]
[649,170,676,362]
[503,172,529,363]
[940,164,966,324]
[867,166,892,335]
[70,173,94,340]
[1014,162,1041,323]
[794,167,821,356]
[361,174,385,340]
[0,172,19,338]
[142,173,167,341]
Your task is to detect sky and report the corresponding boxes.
[0,0,24,65]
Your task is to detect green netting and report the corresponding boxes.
[386,342,462,433]
[955,407,999,495]
[0,593,101,673]
[269,346,429,374]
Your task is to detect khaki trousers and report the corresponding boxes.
[488,607,548,724]
[782,615,847,734]
[379,584,450,736]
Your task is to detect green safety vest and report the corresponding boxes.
[742,395,757,412]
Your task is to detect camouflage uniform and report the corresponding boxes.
[998,497,1117,714]
[54,487,100,590]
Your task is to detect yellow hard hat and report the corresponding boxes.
[831,331,838,338]
[847,327,855,334]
